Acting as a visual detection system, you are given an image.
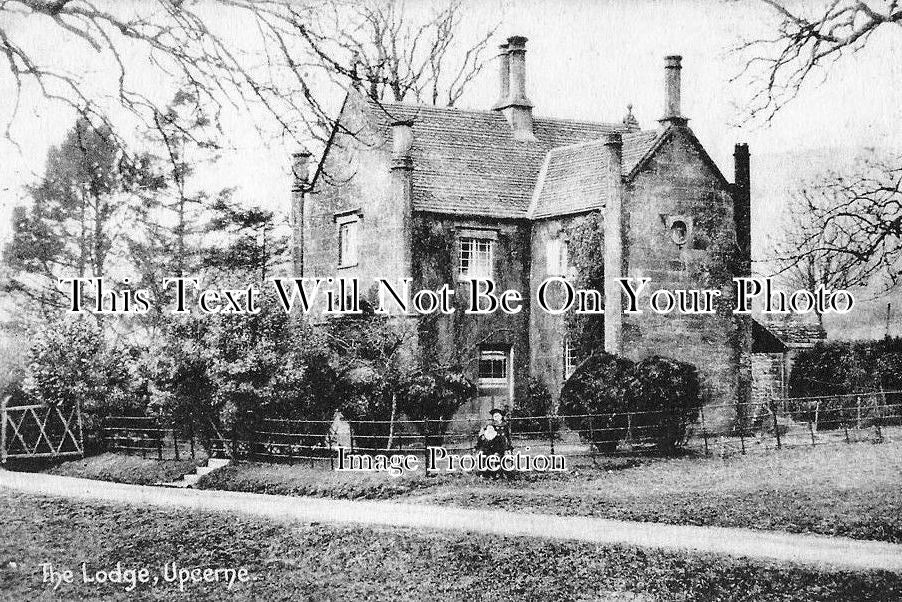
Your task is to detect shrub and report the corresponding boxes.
[788,338,902,428]
[399,368,474,445]
[23,319,144,449]
[624,355,702,451]
[559,352,634,452]
[511,377,553,437]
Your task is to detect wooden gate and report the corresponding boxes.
[1,396,84,463]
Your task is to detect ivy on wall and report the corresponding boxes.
[563,213,605,360]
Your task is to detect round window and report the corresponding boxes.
[670,220,688,245]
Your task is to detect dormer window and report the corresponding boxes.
[338,215,359,267]
[458,237,494,280]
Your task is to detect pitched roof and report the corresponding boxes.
[529,130,666,219]
[361,98,658,219]
[762,319,827,348]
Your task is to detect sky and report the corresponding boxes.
[1,0,901,335]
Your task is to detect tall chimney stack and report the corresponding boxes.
[660,55,687,126]
[603,132,624,354]
[733,143,751,274]
[391,120,415,280]
[492,43,510,110]
[291,150,313,274]
[497,35,535,141]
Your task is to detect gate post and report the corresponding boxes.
[1,395,8,464]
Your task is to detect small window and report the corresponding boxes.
[478,349,508,384]
[459,237,494,279]
[546,239,569,276]
[338,218,359,267]
[564,338,577,379]
[670,220,688,245]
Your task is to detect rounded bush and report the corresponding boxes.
[559,352,634,452]
[624,355,702,451]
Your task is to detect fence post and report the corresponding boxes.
[844,423,851,444]
[808,420,816,447]
[1,394,7,464]
[248,422,256,464]
[587,415,597,466]
[700,406,709,456]
[172,418,180,461]
[547,415,555,456]
[156,415,163,461]
[771,403,782,449]
[423,418,430,477]
[187,416,195,460]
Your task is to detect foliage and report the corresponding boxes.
[562,214,605,358]
[511,377,553,436]
[202,195,289,284]
[398,368,474,430]
[560,352,701,453]
[559,352,635,452]
[789,338,902,397]
[151,296,338,448]
[787,337,902,427]
[22,318,145,447]
[3,118,160,313]
[623,356,702,452]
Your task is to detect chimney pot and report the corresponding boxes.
[660,54,687,126]
[292,150,313,190]
[391,119,414,169]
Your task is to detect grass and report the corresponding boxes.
[196,461,438,499]
[406,441,902,543]
[190,440,902,543]
[43,440,902,542]
[46,452,207,485]
[1,490,900,601]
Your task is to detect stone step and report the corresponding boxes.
[154,458,230,489]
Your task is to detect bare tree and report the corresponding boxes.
[771,152,902,301]
[736,2,902,294]
[734,0,902,122]
[297,0,497,106]
[0,0,498,151]
[0,0,346,148]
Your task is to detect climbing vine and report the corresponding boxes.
[563,213,605,359]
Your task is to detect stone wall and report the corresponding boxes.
[623,127,751,432]
[303,95,411,305]
[751,352,787,405]
[528,212,601,403]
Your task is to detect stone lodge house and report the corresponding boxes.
[291,36,756,430]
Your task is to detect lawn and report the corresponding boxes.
[0,490,899,601]
[44,439,902,543]
[402,440,902,543]
[46,452,207,485]
[190,440,902,542]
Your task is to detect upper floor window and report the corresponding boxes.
[338,217,359,267]
[458,237,494,280]
[546,238,569,276]
[564,338,577,379]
